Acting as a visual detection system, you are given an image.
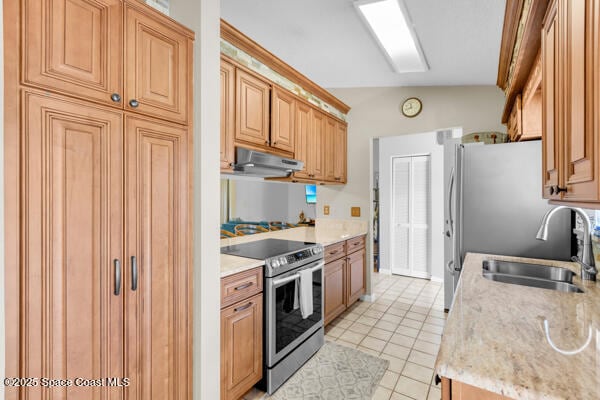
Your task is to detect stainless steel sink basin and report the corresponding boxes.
[482,272,584,293]
[482,259,575,283]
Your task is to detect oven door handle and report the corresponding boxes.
[271,261,324,288]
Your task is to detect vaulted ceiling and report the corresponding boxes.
[221,0,507,88]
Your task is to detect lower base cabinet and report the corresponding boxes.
[442,377,512,400]
[324,235,366,325]
[220,268,263,400]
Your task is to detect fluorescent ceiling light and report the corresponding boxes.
[355,0,429,73]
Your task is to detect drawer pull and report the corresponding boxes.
[329,250,338,255]
[234,282,253,291]
[234,302,253,312]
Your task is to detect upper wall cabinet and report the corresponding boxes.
[23,0,123,106]
[221,60,236,171]
[23,0,193,124]
[124,2,192,124]
[541,0,598,202]
[271,87,296,153]
[235,69,271,147]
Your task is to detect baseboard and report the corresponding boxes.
[360,293,376,302]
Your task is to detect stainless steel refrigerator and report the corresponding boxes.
[443,140,572,310]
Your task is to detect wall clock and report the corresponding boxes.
[401,97,422,118]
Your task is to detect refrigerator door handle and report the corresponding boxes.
[452,145,464,274]
[446,167,455,237]
[446,260,455,274]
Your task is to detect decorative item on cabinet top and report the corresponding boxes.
[461,132,508,144]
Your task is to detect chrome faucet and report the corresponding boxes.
[536,206,597,281]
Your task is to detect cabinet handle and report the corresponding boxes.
[273,141,277,145]
[335,177,341,181]
[113,259,121,296]
[549,186,555,195]
[329,250,338,255]
[234,282,253,291]
[129,99,139,108]
[555,186,567,194]
[131,256,138,291]
[234,302,253,312]
[110,93,121,103]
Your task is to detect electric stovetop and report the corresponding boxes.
[220,239,316,260]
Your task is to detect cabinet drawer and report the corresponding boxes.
[346,235,366,254]
[324,241,346,263]
[221,267,263,308]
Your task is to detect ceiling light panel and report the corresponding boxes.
[355,0,429,73]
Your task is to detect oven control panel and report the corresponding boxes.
[268,246,323,269]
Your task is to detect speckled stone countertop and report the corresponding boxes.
[220,222,368,278]
[435,252,600,400]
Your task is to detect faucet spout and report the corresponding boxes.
[536,206,596,281]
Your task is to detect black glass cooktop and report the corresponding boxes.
[221,239,316,260]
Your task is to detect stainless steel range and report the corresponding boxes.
[221,239,324,394]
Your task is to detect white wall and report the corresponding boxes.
[169,1,221,400]
[317,86,505,292]
[378,132,444,280]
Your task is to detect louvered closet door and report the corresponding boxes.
[391,156,431,278]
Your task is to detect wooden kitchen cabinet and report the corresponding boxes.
[21,91,125,399]
[236,69,271,147]
[521,52,543,140]
[220,268,264,400]
[542,0,562,199]
[125,115,191,400]
[540,0,598,202]
[324,258,347,325]
[323,235,366,326]
[7,2,194,399]
[310,110,326,180]
[125,2,193,124]
[324,116,337,181]
[334,122,348,183]
[441,377,511,400]
[23,0,193,124]
[221,60,236,171]
[507,94,522,141]
[23,0,124,107]
[294,101,313,179]
[271,86,296,153]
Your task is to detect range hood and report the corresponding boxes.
[233,147,303,178]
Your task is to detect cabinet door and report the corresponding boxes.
[221,60,235,170]
[125,3,192,124]
[562,0,597,200]
[236,69,271,146]
[334,123,347,183]
[347,248,366,305]
[324,117,337,181]
[22,91,124,400]
[324,258,347,325]
[221,294,263,400]
[294,101,312,179]
[542,0,562,199]
[125,115,191,400]
[23,0,123,106]
[271,87,296,153]
[310,110,326,180]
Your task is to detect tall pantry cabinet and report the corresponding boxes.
[5,1,194,400]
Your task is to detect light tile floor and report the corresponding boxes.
[243,272,446,400]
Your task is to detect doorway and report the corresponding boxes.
[390,155,431,278]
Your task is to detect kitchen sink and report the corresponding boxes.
[482,272,584,293]
[482,260,575,283]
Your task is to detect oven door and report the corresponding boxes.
[265,260,324,367]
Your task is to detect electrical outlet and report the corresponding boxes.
[351,207,361,217]
[324,205,330,215]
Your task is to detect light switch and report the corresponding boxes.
[351,207,361,217]
[324,205,330,215]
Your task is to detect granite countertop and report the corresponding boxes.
[435,252,600,399]
[220,223,368,278]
